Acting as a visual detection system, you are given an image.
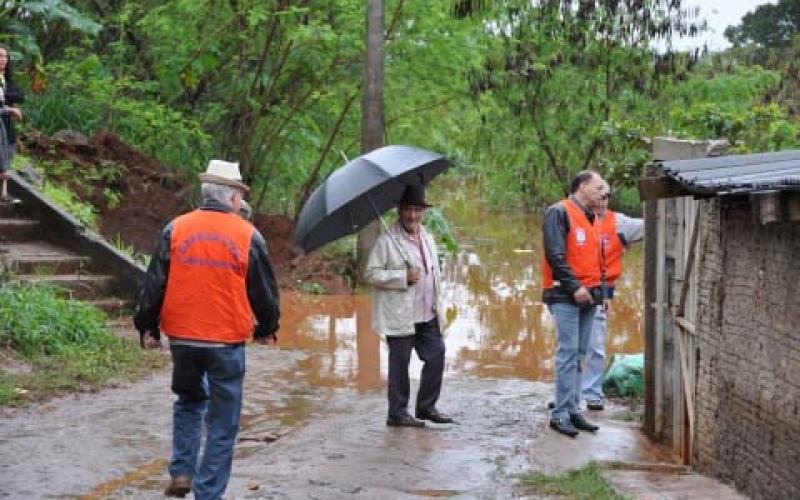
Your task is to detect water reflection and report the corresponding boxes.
[278,200,644,389]
[279,293,383,391]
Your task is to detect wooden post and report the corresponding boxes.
[674,207,700,465]
[643,196,660,437]
[665,197,682,456]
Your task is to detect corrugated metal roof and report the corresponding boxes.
[656,150,800,195]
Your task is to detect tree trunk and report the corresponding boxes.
[356,0,385,283]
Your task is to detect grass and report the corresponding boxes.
[112,233,150,267]
[41,182,99,229]
[518,462,629,500]
[0,280,167,406]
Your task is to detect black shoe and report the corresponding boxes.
[387,414,425,428]
[415,409,454,424]
[549,417,579,437]
[570,414,599,432]
[586,399,604,411]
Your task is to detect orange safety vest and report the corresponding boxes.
[542,199,602,290]
[160,210,254,343]
[597,210,625,286]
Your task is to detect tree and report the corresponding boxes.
[664,63,798,152]
[356,0,386,280]
[0,0,101,92]
[725,0,800,48]
[362,0,385,154]
[472,0,703,201]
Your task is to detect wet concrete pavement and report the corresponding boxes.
[605,469,748,500]
[1,346,544,499]
[0,343,748,500]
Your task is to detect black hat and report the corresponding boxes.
[396,184,432,207]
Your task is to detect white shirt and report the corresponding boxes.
[399,226,437,323]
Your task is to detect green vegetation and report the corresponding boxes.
[471,0,701,203]
[724,0,800,48]
[27,54,214,173]
[518,462,629,500]
[4,0,799,212]
[112,235,150,268]
[0,281,166,406]
[16,156,130,229]
[424,208,459,255]
[299,282,327,295]
[41,182,98,228]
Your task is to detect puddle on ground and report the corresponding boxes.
[76,458,167,500]
[409,489,462,497]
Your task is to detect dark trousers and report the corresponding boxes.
[386,318,445,419]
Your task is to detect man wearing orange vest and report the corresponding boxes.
[582,185,643,411]
[542,170,607,437]
[134,159,280,500]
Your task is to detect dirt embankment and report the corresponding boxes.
[21,130,353,294]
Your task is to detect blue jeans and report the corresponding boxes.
[548,303,597,420]
[169,343,246,500]
[582,307,607,401]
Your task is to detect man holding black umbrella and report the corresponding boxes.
[365,184,453,428]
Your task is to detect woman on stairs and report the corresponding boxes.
[0,45,25,204]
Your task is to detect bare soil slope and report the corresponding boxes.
[21,130,352,294]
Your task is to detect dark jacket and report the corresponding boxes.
[133,200,281,341]
[1,78,24,144]
[542,195,601,305]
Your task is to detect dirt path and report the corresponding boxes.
[0,344,747,500]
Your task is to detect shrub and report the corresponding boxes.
[0,281,162,405]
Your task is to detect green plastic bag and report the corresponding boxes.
[602,353,644,398]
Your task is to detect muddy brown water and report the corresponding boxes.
[277,207,643,388]
[0,203,649,499]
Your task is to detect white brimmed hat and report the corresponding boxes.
[198,159,250,192]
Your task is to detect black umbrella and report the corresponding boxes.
[293,145,451,255]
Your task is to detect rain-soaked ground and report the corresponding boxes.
[0,341,662,500]
[0,197,747,499]
[0,341,746,499]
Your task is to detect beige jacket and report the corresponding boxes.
[365,222,444,337]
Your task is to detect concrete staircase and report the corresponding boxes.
[0,172,145,332]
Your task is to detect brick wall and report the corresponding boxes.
[693,197,800,499]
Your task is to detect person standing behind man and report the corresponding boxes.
[365,184,453,428]
[0,45,24,204]
[542,170,607,437]
[582,185,644,411]
[134,160,280,500]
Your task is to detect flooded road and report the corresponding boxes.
[0,197,652,499]
[276,194,644,388]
